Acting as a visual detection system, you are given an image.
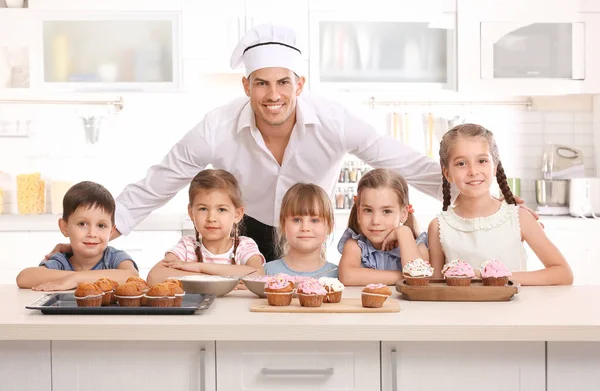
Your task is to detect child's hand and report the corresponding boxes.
[32,275,76,291]
[163,259,203,273]
[381,226,413,252]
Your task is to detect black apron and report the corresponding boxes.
[240,215,278,262]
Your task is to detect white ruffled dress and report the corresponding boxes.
[436,201,527,272]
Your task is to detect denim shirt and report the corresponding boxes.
[337,228,428,271]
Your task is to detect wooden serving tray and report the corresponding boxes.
[396,278,519,302]
[249,298,400,313]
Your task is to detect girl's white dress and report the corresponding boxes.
[437,201,527,271]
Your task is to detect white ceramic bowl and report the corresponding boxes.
[178,275,240,297]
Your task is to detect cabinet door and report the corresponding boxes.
[52,341,216,391]
[382,342,545,391]
[0,341,51,391]
[37,12,181,91]
[0,10,34,90]
[217,341,380,391]
[181,0,245,66]
[548,342,600,391]
[245,0,310,59]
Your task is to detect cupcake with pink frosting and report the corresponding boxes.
[480,260,512,286]
[442,260,475,286]
[265,274,294,306]
[403,258,434,286]
[297,279,327,307]
[361,283,392,308]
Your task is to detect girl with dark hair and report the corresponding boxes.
[428,124,572,285]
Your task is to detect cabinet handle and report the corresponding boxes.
[261,368,334,376]
[200,347,206,391]
[391,349,398,391]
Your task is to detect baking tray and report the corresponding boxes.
[26,293,216,315]
[396,278,519,302]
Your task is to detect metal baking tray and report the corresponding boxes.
[26,293,216,315]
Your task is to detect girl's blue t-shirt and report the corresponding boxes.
[264,259,338,278]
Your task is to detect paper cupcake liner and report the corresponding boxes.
[445,276,473,286]
[361,292,388,308]
[100,289,115,306]
[73,293,103,307]
[174,293,185,307]
[114,294,144,307]
[297,292,324,307]
[482,276,509,286]
[405,276,431,286]
[265,291,292,306]
[145,295,175,308]
[324,290,342,303]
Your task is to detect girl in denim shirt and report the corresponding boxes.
[338,169,429,286]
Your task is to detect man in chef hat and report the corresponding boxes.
[48,24,533,270]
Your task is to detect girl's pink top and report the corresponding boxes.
[297,279,327,295]
[480,260,512,278]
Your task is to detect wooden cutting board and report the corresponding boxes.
[396,278,519,302]
[249,298,400,313]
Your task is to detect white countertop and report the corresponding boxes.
[2,285,599,342]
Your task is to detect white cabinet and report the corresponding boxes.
[308,0,456,93]
[28,0,182,11]
[0,341,51,391]
[217,341,380,391]
[458,0,600,94]
[0,9,34,91]
[382,342,545,391]
[547,342,600,391]
[52,341,216,391]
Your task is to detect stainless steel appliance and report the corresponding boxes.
[536,144,584,216]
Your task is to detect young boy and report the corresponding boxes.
[16,181,139,291]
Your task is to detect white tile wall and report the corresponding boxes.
[0,95,597,220]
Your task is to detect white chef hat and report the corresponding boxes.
[230,24,302,77]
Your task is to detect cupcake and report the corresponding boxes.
[296,279,327,307]
[165,278,184,289]
[165,280,185,307]
[264,275,294,306]
[318,277,345,303]
[403,258,434,286]
[94,278,117,306]
[480,260,512,286]
[361,284,392,308]
[74,282,103,307]
[114,282,144,307]
[442,260,475,286]
[145,283,175,307]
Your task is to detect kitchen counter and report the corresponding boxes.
[2,284,599,342]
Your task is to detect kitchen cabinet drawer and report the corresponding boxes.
[52,341,216,391]
[217,341,380,391]
[0,341,51,391]
[547,342,600,391]
[382,342,545,391]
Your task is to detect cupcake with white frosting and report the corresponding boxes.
[318,277,345,303]
[403,258,434,286]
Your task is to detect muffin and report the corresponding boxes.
[74,282,103,307]
[361,284,392,308]
[127,277,150,305]
[94,278,117,306]
[114,282,144,307]
[145,283,175,307]
[296,279,327,307]
[480,260,512,286]
[318,277,345,303]
[165,278,184,289]
[403,258,434,286]
[442,260,475,286]
[264,275,294,306]
[165,280,185,307]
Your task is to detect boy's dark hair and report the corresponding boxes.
[62,181,116,224]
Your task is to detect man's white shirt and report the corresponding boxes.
[115,92,443,235]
